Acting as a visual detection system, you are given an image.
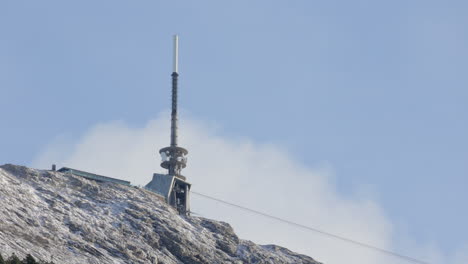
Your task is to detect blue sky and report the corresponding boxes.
[1,1,467,263]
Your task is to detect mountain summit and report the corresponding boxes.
[0,164,321,264]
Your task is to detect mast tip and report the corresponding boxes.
[173,35,179,73]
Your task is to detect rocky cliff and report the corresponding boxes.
[0,164,321,264]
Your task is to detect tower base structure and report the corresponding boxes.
[145,173,191,215]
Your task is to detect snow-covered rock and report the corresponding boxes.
[0,164,321,264]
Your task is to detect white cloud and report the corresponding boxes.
[32,113,450,264]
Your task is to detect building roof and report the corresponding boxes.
[57,167,131,186]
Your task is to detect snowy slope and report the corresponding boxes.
[0,164,321,264]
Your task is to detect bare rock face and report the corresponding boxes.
[0,164,321,264]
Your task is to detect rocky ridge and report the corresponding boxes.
[0,164,321,264]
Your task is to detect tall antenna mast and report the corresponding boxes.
[160,35,188,179]
[147,35,192,216]
[171,35,179,147]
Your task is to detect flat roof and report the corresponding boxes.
[57,167,131,186]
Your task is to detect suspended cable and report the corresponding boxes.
[191,191,432,264]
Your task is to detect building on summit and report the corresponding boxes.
[57,167,131,186]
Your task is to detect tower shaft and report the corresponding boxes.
[171,72,178,147]
[171,35,179,147]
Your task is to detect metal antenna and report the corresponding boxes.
[171,35,179,147]
[173,35,178,74]
[160,35,188,179]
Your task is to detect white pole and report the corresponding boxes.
[173,35,179,73]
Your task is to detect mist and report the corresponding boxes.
[32,113,465,264]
